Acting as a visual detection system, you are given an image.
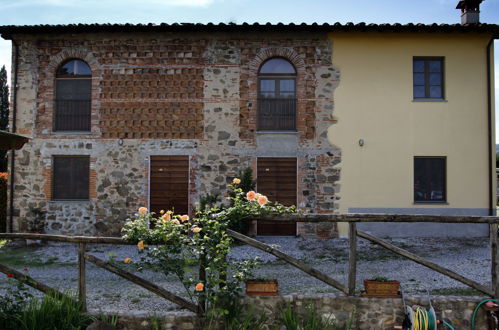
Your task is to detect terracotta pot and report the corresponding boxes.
[363,279,400,297]
[246,279,278,296]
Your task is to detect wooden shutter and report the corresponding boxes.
[52,156,90,200]
[257,157,297,236]
[150,156,189,215]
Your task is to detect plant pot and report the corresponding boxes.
[246,279,278,296]
[363,279,400,298]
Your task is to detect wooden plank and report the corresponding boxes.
[0,262,76,303]
[78,242,86,312]
[84,254,198,312]
[253,213,499,224]
[0,233,128,244]
[357,230,494,296]
[348,223,357,296]
[491,223,499,298]
[227,229,348,294]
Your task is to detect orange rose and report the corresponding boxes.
[137,240,145,250]
[162,213,171,221]
[257,195,268,206]
[192,226,202,233]
[124,258,132,264]
[195,283,204,292]
[180,215,189,222]
[246,191,256,201]
[138,207,148,215]
[232,178,241,184]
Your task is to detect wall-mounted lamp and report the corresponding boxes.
[358,139,365,147]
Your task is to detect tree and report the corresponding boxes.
[0,65,9,171]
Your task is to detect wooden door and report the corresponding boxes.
[257,157,297,236]
[149,156,189,216]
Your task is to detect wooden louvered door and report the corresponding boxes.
[257,157,297,236]
[149,156,189,216]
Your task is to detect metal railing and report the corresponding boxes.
[257,97,296,131]
[1,213,498,314]
[54,99,91,131]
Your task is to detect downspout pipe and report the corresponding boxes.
[8,39,19,233]
[487,37,494,216]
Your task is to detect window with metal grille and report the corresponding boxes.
[414,157,446,203]
[52,156,90,200]
[54,59,92,131]
[413,57,444,100]
[257,58,297,131]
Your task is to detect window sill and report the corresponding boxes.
[52,131,92,135]
[413,202,449,205]
[256,130,299,134]
[412,99,448,102]
[49,200,91,203]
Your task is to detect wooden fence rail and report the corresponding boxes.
[0,213,498,313]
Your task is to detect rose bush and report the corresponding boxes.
[121,178,296,323]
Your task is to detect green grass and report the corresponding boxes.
[0,249,75,269]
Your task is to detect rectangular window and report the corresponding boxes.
[52,156,90,200]
[149,156,189,215]
[413,57,444,100]
[414,157,446,203]
[257,157,297,235]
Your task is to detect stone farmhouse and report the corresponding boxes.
[0,1,497,237]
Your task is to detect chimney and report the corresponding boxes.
[456,0,483,24]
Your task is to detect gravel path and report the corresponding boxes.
[0,236,490,315]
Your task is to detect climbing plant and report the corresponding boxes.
[121,178,296,325]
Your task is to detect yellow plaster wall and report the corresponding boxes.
[327,33,495,235]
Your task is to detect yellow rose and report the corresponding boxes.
[124,258,132,264]
[180,215,189,222]
[257,195,268,206]
[192,226,202,233]
[137,240,145,250]
[138,207,148,215]
[232,178,241,184]
[162,213,171,222]
[246,191,256,201]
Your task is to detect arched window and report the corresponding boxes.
[257,58,296,131]
[55,59,91,131]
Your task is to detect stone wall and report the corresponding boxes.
[93,295,489,329]
[242,294,488,330]
[10,31,341,236]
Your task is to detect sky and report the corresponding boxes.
[0,0,498,139]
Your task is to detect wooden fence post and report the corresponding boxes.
[491,224,499,298]
[198,253,207,315]
[78,242,86,312]
[348,222,357,296]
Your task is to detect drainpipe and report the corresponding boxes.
[487,37,494,216]
[8,39,19,233]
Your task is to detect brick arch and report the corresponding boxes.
[45,47,100,76]
[240,48,311,140]
[248,47,306,77]
[37,48,101,137]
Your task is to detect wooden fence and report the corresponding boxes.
[0,213,498,314]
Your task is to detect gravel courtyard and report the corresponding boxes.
[0,236,491,315]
